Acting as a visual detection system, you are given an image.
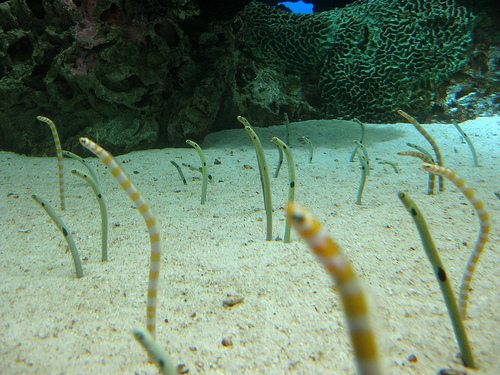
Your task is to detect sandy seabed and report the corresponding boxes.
[0,116,499,374]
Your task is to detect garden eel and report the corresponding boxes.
[398,109,444,192]
[37,116,65,210]
[421,163,490,318]
[79,137,161,338]
[287,202,381,375]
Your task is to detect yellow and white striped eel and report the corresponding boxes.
[287,203,381,375]
[398,151,431,163]
[398,150,435,194]
[421,163,491,317]
[37,116,65,210]
[79,137,161,337]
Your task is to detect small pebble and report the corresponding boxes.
[214,158,221,165]
[221,337,233,347]
[223,296,244,307]
[438,369,466,375]
[407,354,417,362]
[177,363,190,374]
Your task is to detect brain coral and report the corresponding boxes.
[239,0,476,121]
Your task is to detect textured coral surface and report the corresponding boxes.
[240,0,476,122]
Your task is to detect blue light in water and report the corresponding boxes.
[278,1,314,14]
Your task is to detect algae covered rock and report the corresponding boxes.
[0,0,218,155]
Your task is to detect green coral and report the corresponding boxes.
[240,0,476,121]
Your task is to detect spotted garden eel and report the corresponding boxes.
[37,116,65,210]
[421,163,490,318]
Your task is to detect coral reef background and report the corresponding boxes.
[0,0,498,155]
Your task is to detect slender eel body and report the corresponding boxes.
[406,142,434,163]
[271,137,296,243]
[273,144,284,178]
[452,123,479,167]
[398,150,435,194]
[350,119,366,162]
[37,116,65,210]
[133,328,176,375]
[300,136,314,163]
[186,140,208,204]
[377,160,399,174]
[71,169,108,261]
[79,138,161,338]
[398,151,431,163]
[421,163,490,317]
[287,203,381,375]
[238,116,273,241]
[63,150,100,187]
[32,194,83,278]
[354,140,370,176]
[356,154,369,205]
[170,161,187,185]
[398,192,476,368]
[398,110,444,192]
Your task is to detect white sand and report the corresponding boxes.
[0,116,499,374]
